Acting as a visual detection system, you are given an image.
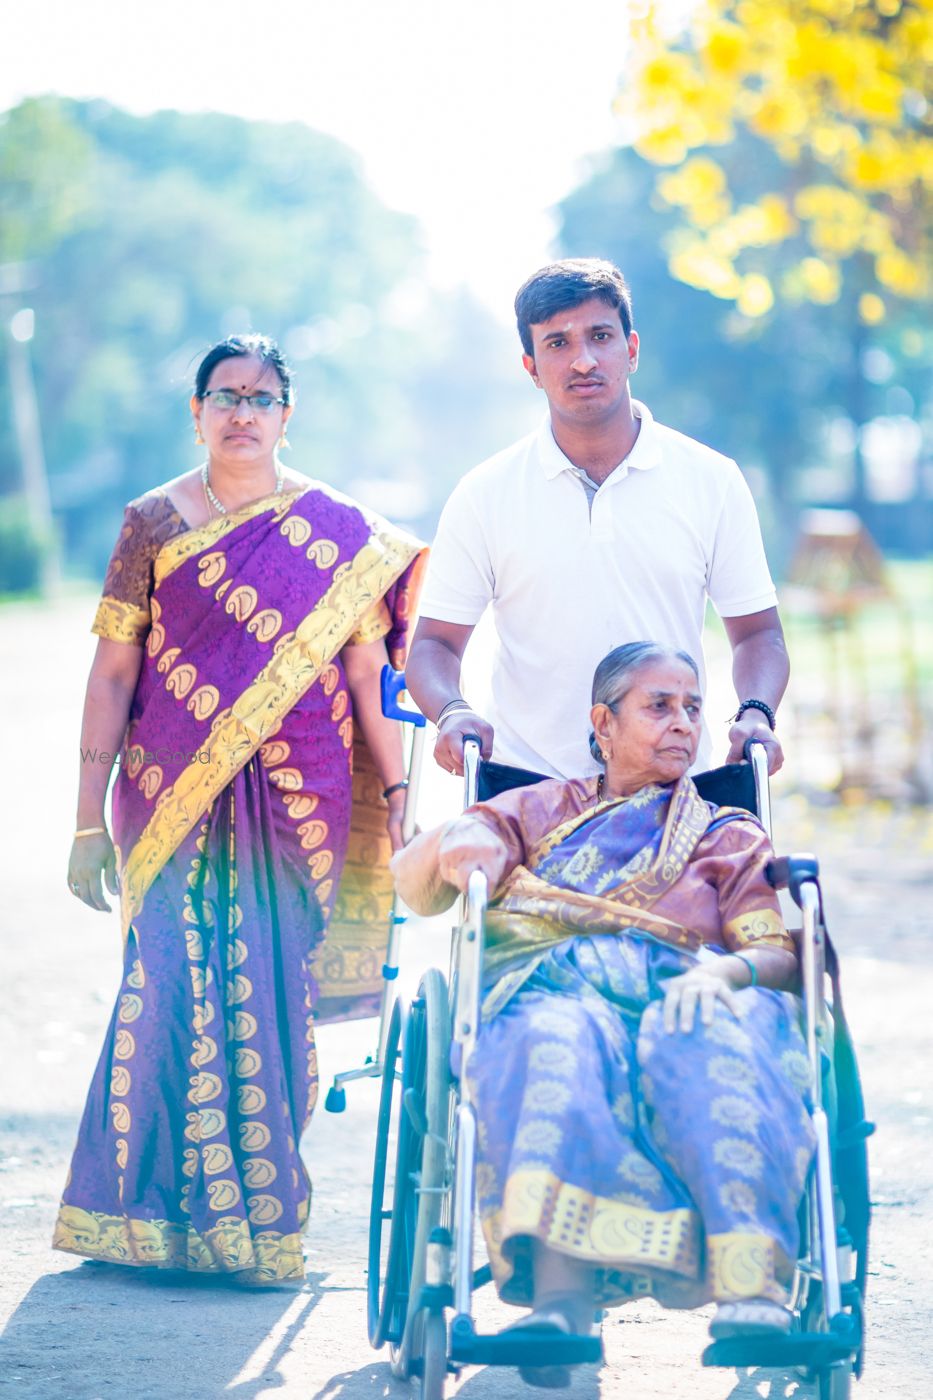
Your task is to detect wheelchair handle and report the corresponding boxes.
[462,736,482,809]
[744,738,772,841]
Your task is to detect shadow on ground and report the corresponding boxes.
[0,1263,326,1399]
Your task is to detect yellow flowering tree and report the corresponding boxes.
[616,0,932,325]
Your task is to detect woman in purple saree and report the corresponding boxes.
[394,642,815,1381]
[57,335,426,1284]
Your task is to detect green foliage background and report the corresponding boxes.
[0,97,534,587]
[1,96,930,596]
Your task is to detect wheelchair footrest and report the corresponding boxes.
[449,1315,602,1367]
[702,1330,855,1370]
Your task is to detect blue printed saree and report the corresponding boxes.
[465,776,815,1308]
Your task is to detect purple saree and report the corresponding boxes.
[54,483,425,1282]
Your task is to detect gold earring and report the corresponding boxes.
[194,426,205,445]
[602,750,610,761]
[278,432,290,450]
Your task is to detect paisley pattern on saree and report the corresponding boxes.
[57,481,425,1284]
[52,1206,306,1280]
[115,486,422,939]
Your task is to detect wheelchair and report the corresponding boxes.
[326,676,872,1399]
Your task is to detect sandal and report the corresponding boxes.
[709,1297,792,1338]
[504,1295,593,1390]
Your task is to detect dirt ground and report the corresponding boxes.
[1,597,931,1399]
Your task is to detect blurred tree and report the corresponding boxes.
[0,97,533,587]
[0,99,95,261]
[570,0,933,547]
[0,99,423,578]
[558,139,932,557]
[616,0,931,323]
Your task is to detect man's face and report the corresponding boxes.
[522,296,639,426]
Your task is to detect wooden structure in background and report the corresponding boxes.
[785,510,925,799]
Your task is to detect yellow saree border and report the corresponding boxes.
[120,525,422,938]
[485,1166,699,1285]
[52,1202,305,1281]
[153,489,304,587]
[481,1169,792,1305]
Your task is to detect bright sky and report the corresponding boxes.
[4,0,635,320]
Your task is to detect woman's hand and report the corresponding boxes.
[67,830,119,912]
[662,962,743,1034]
[385,788,408,853]
[437,818,510,894]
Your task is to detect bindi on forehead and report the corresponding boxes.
[207,356,280,394]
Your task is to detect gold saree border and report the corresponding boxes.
[485,1167,698,1285]
[92,596,150,646]
[482,1170,792,1306]
[52,1203,304,1282]
[120,526,422,938]
[724,907,795,954]
[152,489,304,587]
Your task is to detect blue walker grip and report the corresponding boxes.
[380,666,426,727]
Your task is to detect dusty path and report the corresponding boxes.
[1,597,931,1398]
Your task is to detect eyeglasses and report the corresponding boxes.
[202,390,286,413]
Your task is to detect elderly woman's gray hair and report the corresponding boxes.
[588,642,700,763]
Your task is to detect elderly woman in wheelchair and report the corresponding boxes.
[392,640,816,1385]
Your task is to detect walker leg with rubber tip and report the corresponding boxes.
[323,666,426,1112]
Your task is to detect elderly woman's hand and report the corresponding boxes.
[437,818,510,895]
[67,830,119,912]
[661,961,744,1034]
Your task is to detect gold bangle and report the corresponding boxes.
[74,826,107,839]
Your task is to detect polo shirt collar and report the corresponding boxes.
[538,398,662,480]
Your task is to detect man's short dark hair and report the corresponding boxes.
[514,258,634,356]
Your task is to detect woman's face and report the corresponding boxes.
[592,658,702,792]
[191,354,292,468]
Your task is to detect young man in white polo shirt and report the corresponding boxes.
[406,258,788,783]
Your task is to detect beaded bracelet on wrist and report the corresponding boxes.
[733,698,776,731]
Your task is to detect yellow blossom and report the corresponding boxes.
[619,0,931,314]
[737,273,775,316]
[876,249,926,297]
[702,22,747,77]
[859,292,886,324]
[799,257,842,303]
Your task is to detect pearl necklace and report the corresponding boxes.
[201,461,283,517]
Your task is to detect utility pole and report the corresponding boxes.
[1,261,60,595]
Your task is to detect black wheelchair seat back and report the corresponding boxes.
[477,758,759,817]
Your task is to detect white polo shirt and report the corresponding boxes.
[419,401,777,777]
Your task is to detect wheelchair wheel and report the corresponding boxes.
[797,1282,853,1400]
[819,1365,851,1400]
[367,968,451,1378]
[418,1310,447,1400]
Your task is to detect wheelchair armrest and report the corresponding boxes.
[766,852,820,910]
